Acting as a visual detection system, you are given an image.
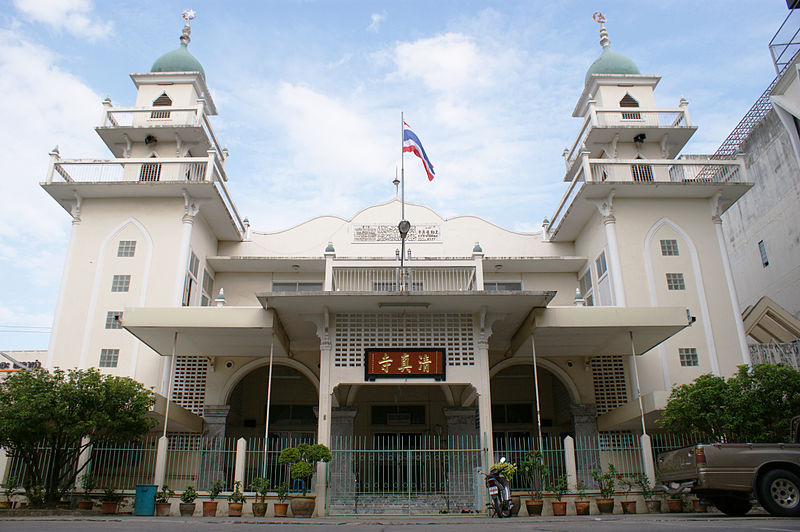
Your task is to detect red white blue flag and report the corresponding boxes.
[403,121,435,181]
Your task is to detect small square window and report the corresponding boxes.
[111,275,131,292]
[758,240,769,267]
[105,311,123,329]
[679,348,698,367]
[117,240,136,257]
[99,348,119,368]
[666,273,685,290]
[660,239,679,256]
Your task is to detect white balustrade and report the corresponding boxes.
[589,159,746,184]
[332,266,476,292]
[50,158,216,184]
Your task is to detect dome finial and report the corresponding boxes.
[180,9,196,46]
[593,12,610,48]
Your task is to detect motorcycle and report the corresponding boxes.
[486,456,513,518]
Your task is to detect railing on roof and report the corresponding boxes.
[770,7,800,76]
[589,158,746,184]
[332,266,476,292]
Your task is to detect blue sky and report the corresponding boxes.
[0,0,791,350]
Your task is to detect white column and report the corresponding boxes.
[712,208,750,366]
[604,215,627,306]
[476,327,494,470]
[315,326,333,516]
[172,194,198,306]
[324,246,335,291]
[73,437,92,490]
[472,246,484,289]
[234,437,247,486]
[530,335,544,449]
[640,434,657,487]
[153,435,169,487]
[563,436,577,492]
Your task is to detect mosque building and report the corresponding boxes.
[37,13,752,514]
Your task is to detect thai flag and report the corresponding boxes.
[403,121,435,181]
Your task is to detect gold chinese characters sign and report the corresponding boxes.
[365,349,446,381]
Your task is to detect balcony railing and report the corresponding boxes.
[750,341,800,371]
[47,157,220,184]
[332,266,476,292]
[589,158,746,184]
[564,107,691,171]
[45,156,244,236]
[100,105,224,157]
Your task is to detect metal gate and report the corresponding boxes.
[327,434,483,515]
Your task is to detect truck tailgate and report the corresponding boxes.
[657,446,697,483]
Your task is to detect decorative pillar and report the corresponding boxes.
[73,437,92,491]
[472,243,484,289]
[594,191,626,306]
[640,434,657,487]
[475,318,494,472]
[324,243,335,291]
[314,313,334,516]
[329,408,357,510]
[199,405,230,490]
[563,436,577,492]
[570,404,600,487]
[711,191,751,366]
[233,437,247,486]
[445,407,479,512]
[153,435,169,487]
[172,192,199,306]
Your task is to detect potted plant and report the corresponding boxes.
[249,477,270,517]
[179,485,197,517]
[0,476,18,510]
[619,475,637,514]
[591,463,617,514]
[667,490,685,513]
[548,474,569,516]
[574,480,590,515]
[78,473,95,510]
[278,442,332,517]
[203,480,224,517]
[155,485,174,516]
[519,450,547,516]
[227,480,246,516]
[274,482,289,517]
[692,496,708,513]
[100,487,122,514]
[636,474,661,513]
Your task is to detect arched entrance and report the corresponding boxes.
[226,364,319,440]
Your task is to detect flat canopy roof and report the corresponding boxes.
[511,306,692,357]
[121,306,288,357]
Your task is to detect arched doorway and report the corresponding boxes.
[226,364,319,440]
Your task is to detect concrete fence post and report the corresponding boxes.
[153,435,169,487]
[640,434,657,487]
[73,437,92,490]
[234,437,247,486]
[0,448,9,484]
[563,435,577,492]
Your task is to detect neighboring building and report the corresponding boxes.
[716,6,800,367]
[38,17,752,513]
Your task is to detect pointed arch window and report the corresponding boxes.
[139,154,161,182]
[631,155,654,182]
[620,93,641,120]
[150,92,172,119]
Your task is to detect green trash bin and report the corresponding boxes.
[134,484,157,516]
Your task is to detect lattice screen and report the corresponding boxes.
[333,313,475,367]
[590,355,628,414]
[173,356,209,416]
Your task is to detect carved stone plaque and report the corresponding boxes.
[352,224,440,242]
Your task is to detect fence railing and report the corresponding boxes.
[750,341,800,370]
[590,159,746,184]
[243,434,315,492]
[332,266,476,292]
[595,109,689,128]
[89,437,159,491]
[48,158,217,184]
[493,435,565,493]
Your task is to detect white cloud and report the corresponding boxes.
[13,0,112,40]
[367,12,386,33]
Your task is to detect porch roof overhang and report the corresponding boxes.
[510,306,692,357]
[149,392,204,433]
[256,291,556,351]
[597,390,669,431]
[121,306,289,357]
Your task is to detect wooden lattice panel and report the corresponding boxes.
[173,356,209,416]
[333,313,475,367]
[590,356,628,414]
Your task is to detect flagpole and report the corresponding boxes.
[400,112,406,275]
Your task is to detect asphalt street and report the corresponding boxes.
[0,514,799,531]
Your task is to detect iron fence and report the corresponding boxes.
[89,436,158,490]
[493,435,565,493]
[574,432,645,489]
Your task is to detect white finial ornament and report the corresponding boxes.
[180,9,195,45]
[593,12,610,48]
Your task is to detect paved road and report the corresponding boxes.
[1,514,798,531]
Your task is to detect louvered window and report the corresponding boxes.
[620,93,641,119]
[150,92,172,119]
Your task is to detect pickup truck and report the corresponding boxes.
[656,419,800,517]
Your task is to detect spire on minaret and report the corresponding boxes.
[180,9,196,46]
[593,12,610,48]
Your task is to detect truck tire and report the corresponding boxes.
[710,496,752,516]
[757,468,800,517]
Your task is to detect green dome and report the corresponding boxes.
[585,45,639,85]
[151,43,205,80]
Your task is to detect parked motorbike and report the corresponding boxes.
[486,456,513,518]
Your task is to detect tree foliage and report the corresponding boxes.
[659,364,800,442]
[0,368,155,505]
